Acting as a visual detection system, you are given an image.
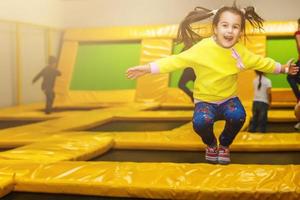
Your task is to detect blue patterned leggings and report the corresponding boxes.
[193,97,246,147]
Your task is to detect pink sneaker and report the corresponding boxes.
[218,146,230,164]
[205,146,218,163]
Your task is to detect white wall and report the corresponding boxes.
[61,0,300,28]
[0,0,63,108]
[0,0,63,27]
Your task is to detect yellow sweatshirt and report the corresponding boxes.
[151,37,281,102]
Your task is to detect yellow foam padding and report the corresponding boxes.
[162,88,195,104]
[0,134,113,163]
[55,41,78,99]
[135,39,172,103]
[272,88,297,103]
[64,21,296,42]
[0,102,114,120]
[0,104,300,151]
[0,161,296,199]
[0,104,157,147]
[268,110,298,122]
[0,175,14,198]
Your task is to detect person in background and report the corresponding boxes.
[32,56,61,114]
[294,102,300,130]
[178,67,196,102]
[248,71,272,133]
[287,18,300,102]
[126,5,298,164]
[287,18,300,129]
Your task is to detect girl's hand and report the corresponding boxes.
[126,64,151,79]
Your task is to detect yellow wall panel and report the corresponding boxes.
[135,39,173,103]
[55,41,78,104]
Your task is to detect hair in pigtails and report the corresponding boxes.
[177,3,265,50]
[177,7,214,49]
[243,6,264,30]
[255,70,263,90]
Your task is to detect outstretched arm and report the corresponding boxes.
[32,69,44,84]
[126,64,151,79]
[280,59,299,75]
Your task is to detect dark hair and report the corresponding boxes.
[255,70,263,90]
[298,18,300,25]
[177,5,264,48]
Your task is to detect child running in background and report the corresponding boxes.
[248,71,272,133]
[32,56,61,114]
[126,5,298,164]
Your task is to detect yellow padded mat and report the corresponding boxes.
[0,175,14,198]
[0,161,297,200]
[0,134,113,163]
[0,104,299,151]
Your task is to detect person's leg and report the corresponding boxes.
[193,102,218,163]
[218,97,246,146]
[193,102,218,146]
[218,97,246,164]
[287,73,300,101]
[45,90,54,114]
[257,102,269,133]
[248,101,259,132]
[178,72,194,102]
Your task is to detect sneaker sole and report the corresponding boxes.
[218,158,230,165]
[206,156,218,164]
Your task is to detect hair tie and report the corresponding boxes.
[210,9,218,15]
[240,8,246,14]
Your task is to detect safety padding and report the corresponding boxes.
[0,104,150,148]
[0,161,296,200]
[268,110,298,122]
[0,104,299,151]
[271,88,297,108]
[0,134,113,162]
[0,102,114,119]
[135,39,173,103]
[0,175,14,198]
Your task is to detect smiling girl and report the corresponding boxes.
[126,5,298,164]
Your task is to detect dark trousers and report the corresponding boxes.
[44,90,55,114]
[193,97,246,147]
[248,101,269,133]
[287,60,300,100]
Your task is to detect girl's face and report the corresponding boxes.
[213,11,242,48]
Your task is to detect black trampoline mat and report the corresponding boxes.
[146,106,194,111]
[249,121,300,133]
[269,107,294,110]
[91,149,300,165]
[2,192,146,200]
[0,120,44,130]
[86,120,191,132]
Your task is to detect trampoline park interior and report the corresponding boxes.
[0,3,300,200]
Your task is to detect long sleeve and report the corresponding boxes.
[153,42,202,73]
[32,69,44,83]
[239,45,280,73]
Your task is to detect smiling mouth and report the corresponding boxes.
[224,36,233,42]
